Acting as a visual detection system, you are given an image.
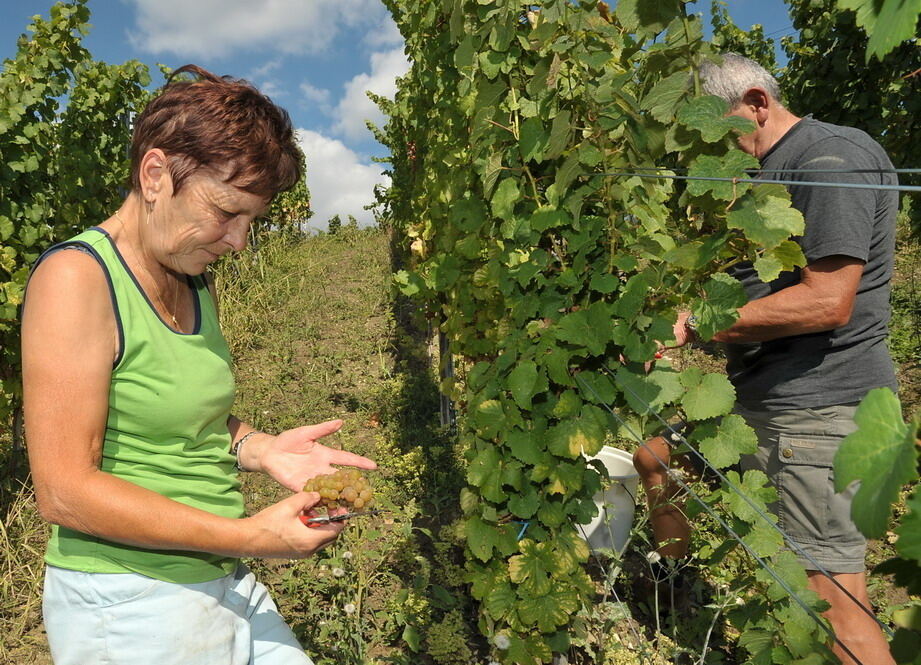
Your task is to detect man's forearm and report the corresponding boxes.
[711,259,863,344]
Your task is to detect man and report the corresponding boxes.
[654,53,898,665]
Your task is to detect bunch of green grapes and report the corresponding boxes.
[303,469,374,511]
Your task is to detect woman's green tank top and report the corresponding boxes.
[42,227,244,583]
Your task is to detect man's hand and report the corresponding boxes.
[670,311,696,349]
[240,420,377,492]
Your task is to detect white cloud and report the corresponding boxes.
[332,47,410,141]
[248,59,282,79]
[300,81,332,113]
[364,15,403,49]
[297,130,388,229]
[127,0,387,59]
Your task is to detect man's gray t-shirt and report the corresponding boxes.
[725,117,898,409]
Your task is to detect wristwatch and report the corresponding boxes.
[685,314,699,339]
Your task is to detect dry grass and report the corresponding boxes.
[0,466,50,664]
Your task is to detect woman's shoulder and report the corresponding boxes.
[25,240,114,323]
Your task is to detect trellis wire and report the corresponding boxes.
[601,363,895,638]
[587,171,921,193]
[574,373,867,665]
[621,166,921,175]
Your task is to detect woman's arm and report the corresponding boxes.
[209,273,377,491]
[22,250,339,559]
[228,417,377,492]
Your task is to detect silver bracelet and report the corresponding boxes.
[231,431,259,472]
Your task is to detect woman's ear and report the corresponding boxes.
[138,149,171,203]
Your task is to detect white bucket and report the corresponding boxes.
[580,446,639,555]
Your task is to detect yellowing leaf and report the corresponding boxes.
[546,417,605,458]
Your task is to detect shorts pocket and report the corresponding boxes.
[85,571,163,609]
[775,433,837,543]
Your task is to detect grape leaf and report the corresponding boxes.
[640,70,689,123]
[691,273,747,341]
[555,302,614,355]
[611,272,651,320]
[506,634,552,665]
[615,0,682,36]
[576,370,618,405]
[506,429,543,464]
[744,522,785,557]
[546,417,605,458]
[474,399,506,439]
[838,0,921,63]
[509,540,554,596]
[687,150,760,201]
[508,362,539,409]
[615,365,683,413]
[466,515,501,562]
[491,178,520,221]
[484,582,516,620]
[754,550,810,601]
[756,240,807,284]
[519,116,549,163]
[509,485,541,519]
[680,368,736,420]
[722,469,779,525]
[467,444,508,502]
[727,185,805,249]
[546,110,572,160]
[894,487,921,561]
[517,588,581,633]
[531,207,569,232]
[677,95,755,142]
[697,414,758,469]
[834,388,919,538]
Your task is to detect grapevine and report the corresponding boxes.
[0,0,150,424]
[379,1,830,662]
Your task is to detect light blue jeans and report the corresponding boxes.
[43,563,313,665]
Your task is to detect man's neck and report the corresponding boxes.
[756,108,802,159]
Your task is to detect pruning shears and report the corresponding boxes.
[300,509,387,527]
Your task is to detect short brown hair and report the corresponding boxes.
[129,64,302,198]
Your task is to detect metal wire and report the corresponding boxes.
[588,170,921,193]
[619,166,921,175]
[575,373,867,665]
[602,363,894,637]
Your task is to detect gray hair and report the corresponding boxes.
[699,53,782,109]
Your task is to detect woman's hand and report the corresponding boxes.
[240,420,377,492]
[241,491,344,559]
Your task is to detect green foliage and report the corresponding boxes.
[837,0,921,62]
[379,0,826,661]
[0,0,150,421]
[833,387,921,660]
[708,0,778,72]
[834,388,920,538]
[781,0,921,175]
[263,147,312,237]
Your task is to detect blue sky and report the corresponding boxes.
[0,1,793,229]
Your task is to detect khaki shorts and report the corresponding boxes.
[734,403,865,574]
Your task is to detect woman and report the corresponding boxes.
[21,65,375,665]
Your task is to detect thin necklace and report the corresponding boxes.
[112,210,181,328]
